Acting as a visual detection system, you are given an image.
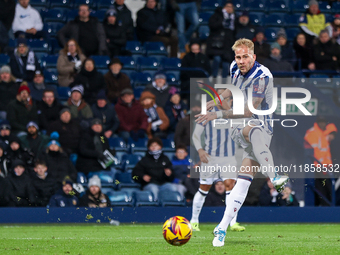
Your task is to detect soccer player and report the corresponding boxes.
[195,38,289,247]
[190,103,245,232]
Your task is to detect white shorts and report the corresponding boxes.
[230,124,272,163]
[199,155,238,185]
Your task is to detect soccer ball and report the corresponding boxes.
[162,216,192,246]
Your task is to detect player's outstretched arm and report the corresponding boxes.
[221,96,263,119]
[206,89,232,110]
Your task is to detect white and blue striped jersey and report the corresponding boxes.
[198,107,236,157]
[230,60,274,135]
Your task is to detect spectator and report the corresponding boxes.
[144,72,171,108]
[206,1,235,81]
[203,180,226,207]
[47,108,81,155]
[331,14,340,45]
[7,135,34,170]
[132,137,176,201]
[66,85,93,122]
[41,132,77,184]
[262,42,294,72]
[0,142,9,177]
[0,167,12,206]
[19,121,48,158]
[37,89,64,131]
[79,175,111,208]
[235,11,255,40]
[74,58,106,106]
[57,39,86,87]
[7,83,39,135]
[7,159,36,206]
[104,58,132,104]
[31,160,59,207]
[103,7,128,58]
[293,33,315,70]
[0,120,13,150]
[113,0,134,41]
[299,0,332,44]
[0,0,16,32]
[9,37,40,82]
[76,118,115,174]
[276,28,296,68]
[313,30,340,70]
[48,176,79,207]
[12,0,44,39]
[0,65,20,120]
[254,27,271,64]
[171,144,190,199]
[91,90,120,139]
[164,87,188,133]
[136,0,178,57]
[140,91,169,139]
[115,88,148,142]
[28,70,58,102]
[57,4,108,57]
[175,0,199,58]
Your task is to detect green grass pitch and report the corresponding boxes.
[0,223,339,254]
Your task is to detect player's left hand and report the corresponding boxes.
[195,112,217,125]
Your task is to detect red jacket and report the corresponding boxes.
[115,97,148,132]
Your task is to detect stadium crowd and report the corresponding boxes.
[0,0,340,207]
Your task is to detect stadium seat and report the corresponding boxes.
[233,0,245,11]
[87,171,116,188]
[163,151,175,160]
[200,0,220,12]
[43,22,64,38]
[49,0,73,8]
[115,172,141,189]
[73,0,96,9]
[43,69,58,84]
[30,0,49,8]
[97,0,115,9]
[41,55,58,69]
[121,154,142,169]
[333,2,340,14]
[286,27,300,41]
[166,72,180,87]
[159,191,185,207]
[0,54,10,66]
[248,13,264,26]
[133,87,144,99]
[125,41,144,55]
[130,72,152,87]
[263,13,285,27]
[70,153,78,166]
[57,86,71,101]
[108,137,127,151]
[198,25,210,41]
[40,9,66,23]
[27,39,50,53]
[91,55,110,69]
[244,0,266,12]
[309,74,332,88]
[266,0,289,13]
[120,69,135,79]
[77,172,87,185]
[50,38,62,54]
[318,2,332,14]
[284,13,302,27]
[144,42,167,56]
[160,58,181,69]
[90,10,106,22]
[135,191,159,206]
[67,9,79,22]
[120,188,141,197]
[291,1,308,14]
[106,191,134,206]
[128,137,149,153]
[117,56,136,70]
[264,27,281,42]
[136,57,159,71]
[161,138,176,152]
[199,12,213,26]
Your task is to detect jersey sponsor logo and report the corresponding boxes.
[20,14,30,19]
[234,208,237,212]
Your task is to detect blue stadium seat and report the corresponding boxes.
[160,58,181,69]
[77,172,87,184]
[159,191,185,207]
[166,72,180,87]
[161,138,176,152]
[35,52,48,63]
[309,74,333,88]
[233,0,245,11]
[333,2,340,14]
[115,172,141,189]
[43,22,64,38]
[128,137,148,153]
[90,10,106,22]
[135,191,159,206]
[121,154,142,170]
[97,0,115,9]
[30,0,49,8]
[133,87,144,99]
[87,171,115,188]
[108,137,127,151]
[266,0,289,13]
[163,151,175,160]
[286,27,300,41]
[27,39,50,53]
[41,55,58,69]
[91,55,110,69]
[67,9,79,22]
[40,9,66,23]
[199,12,213,26]
[284,13,302,27]
[0,54,10,66]
[137,57,159,71]
[291,1,309,14]
[198,25,210,41]
[244,0,266,12]
[248,13,264,26]
[263,13,285,27]
[318,2,332,14]
[120,188,141,197]
[50,38,62,54]
[43,69,58,84]
[125,41,144,55]
[8,39,16,48]
[106,191,134,206]
[130,72,152,87]
[117,56,136,70]
[201,0,220,12]
[121,69,135,78]
[57,86,71,101]
[49,0,73,8]
[265,27,281,42]
[144,42,167,56]
[70,153,78,166]
[73,0,96,9]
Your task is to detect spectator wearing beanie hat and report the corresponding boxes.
[140,91,169,139]
[48,176,79,207]
[276,28,296,68]
[0,120,13,150]
[7,135,35,171]
[7,82,39,135]
[0,65,20,120]
[66,84,93,121]
[91,90,120,138]
[79,175,111,208]
[262,42,294,72]
[164,87,188,133]
[29,70,59,102]
[144,72,171,108]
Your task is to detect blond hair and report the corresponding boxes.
[232,38,254,54]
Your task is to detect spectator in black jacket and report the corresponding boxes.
[91,90,120,138]
[132,137,176,201]
[206,2,235,81]
[144,72,171,108]
[7,159,36,206]
[262,42,294,72]
[0,0,16,33]
[57,4,108,56]
[47,108,81,155]
[31,160,59,207]
[0,142,9,177]
[76,118,115,175]
[79,175,111,208]
[254,28,271,64]
[9,38,40,82]
[0,120,13,150]
[7,132,34,171]
[204,180,226,207]
[103,7,129,58]
[28,70,58,102]
[41,132,77,184]
[293,33,315,70]
[276,28,296,68]
[136,0,178,57]
[113,0,134,41]
[0,173,12,206]
[0,65,19,120]
[74,58,106,105]
[235,11,255,40]
[48,176,79,207]
[37,89,64,131]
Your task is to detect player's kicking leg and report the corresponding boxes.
[190,183,211,231]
